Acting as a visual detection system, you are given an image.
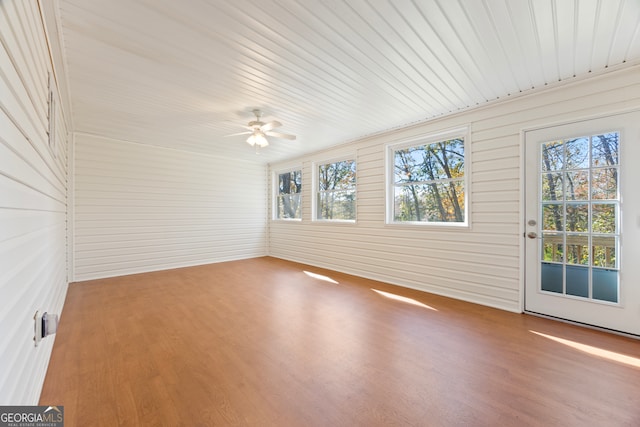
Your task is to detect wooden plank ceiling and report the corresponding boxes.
[57,0,640,163]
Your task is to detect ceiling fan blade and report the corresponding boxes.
[225,131,252,137]
[265,131,296,140]
[260,120,282,132]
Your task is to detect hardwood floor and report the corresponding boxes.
[40,257,640,426]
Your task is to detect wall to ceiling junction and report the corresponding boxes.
[268,66,640,313]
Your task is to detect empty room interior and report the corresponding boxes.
[2,0,640,425]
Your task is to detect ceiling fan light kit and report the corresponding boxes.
[246,130,269,147]
[228,109,296,151]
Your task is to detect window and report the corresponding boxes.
[275,169,302,220]
[388,130,468,225]
[316,159,356,221]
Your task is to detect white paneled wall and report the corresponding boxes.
[0,1,69,404]
[269,66,640,312]
[73,134,267,281]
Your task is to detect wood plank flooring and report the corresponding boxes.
[40,257,640,426]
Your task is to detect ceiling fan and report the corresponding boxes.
[228,109,296,148]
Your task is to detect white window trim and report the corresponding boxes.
[312,154,357,223]
[272,166,303,221]
[385,126,471,227]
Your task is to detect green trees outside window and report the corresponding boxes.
[392,137,465,223]
[317,160,356,220]
[541,132,619,269]
[276,170,302,219]
[540,132,619,303]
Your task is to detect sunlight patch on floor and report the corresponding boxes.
[303,271,339,284]
[530,330,640,369]
[371,289,437,311]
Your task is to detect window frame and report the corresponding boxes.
[385,127,471,227]
[272,167,303,221]
[312,155,357,223]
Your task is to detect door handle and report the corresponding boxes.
[527,231,538,239]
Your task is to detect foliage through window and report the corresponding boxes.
[391,134,466,224]
[316,159,356,221]
[276,170,302,219]
[539,132,620,302]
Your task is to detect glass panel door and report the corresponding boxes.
[524,111,640,336]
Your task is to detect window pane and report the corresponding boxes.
[318,160,356,191]
[278,170,301,195]
[277,194,301,219]
[593,268,618,302]
[565,137,590,169]
[541,262,563,293]
[428,139,464,180]
[566,203,588,232]
[542,233,563,262]
[592,133,619,167]
[541,141,564,171]
[564,171,588,200]
[394,148,426,182]
[566,234,589,265]
[277,170,302,219]
[591,168,618,200]
[424,182,460,222]
[392,136,465,224]
[566,265,589,297]
[592,236,617,268]
[317,191,356,220]
[542,204,563,231]
[394,181,464,222]
[542,172,563,201]
[393,185,424,221]
[317,160,356,221]
[394,139,464,183]
[592,204,616,234]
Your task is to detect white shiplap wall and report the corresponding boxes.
[73,134,267,281]
[0,0,69,404]
[269,66,640,313]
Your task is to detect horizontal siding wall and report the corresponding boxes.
[0,0,69,404]
[73,134,267,281]
[269,66,640,312]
